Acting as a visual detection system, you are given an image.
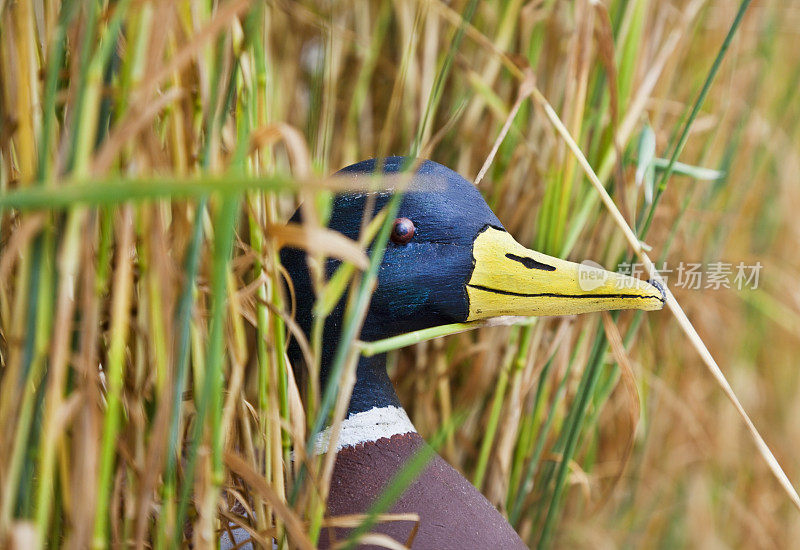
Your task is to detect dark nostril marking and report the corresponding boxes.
[647,278,667,302]
[505,253,556,271]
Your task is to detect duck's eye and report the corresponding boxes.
[390,217,415,245]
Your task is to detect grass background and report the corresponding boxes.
[2,0,800,548]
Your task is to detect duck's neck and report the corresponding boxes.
[344,353,401,414]
[315,353,417,454]
[317,351,403,415]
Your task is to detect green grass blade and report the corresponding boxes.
[638,0,753,238]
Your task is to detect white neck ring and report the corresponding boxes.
[313,406,417,455]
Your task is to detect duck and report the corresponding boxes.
[224,156,665,549]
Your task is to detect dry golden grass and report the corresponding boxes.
[1,0,800,548]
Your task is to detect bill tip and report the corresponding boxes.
[646,278,667,305]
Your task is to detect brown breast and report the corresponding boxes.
[320,432,528,549]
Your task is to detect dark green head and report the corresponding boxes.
[280,157,664,413]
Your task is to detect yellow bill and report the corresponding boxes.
[466,227,665,320]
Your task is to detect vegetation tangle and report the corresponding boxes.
[1,0,799,548]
